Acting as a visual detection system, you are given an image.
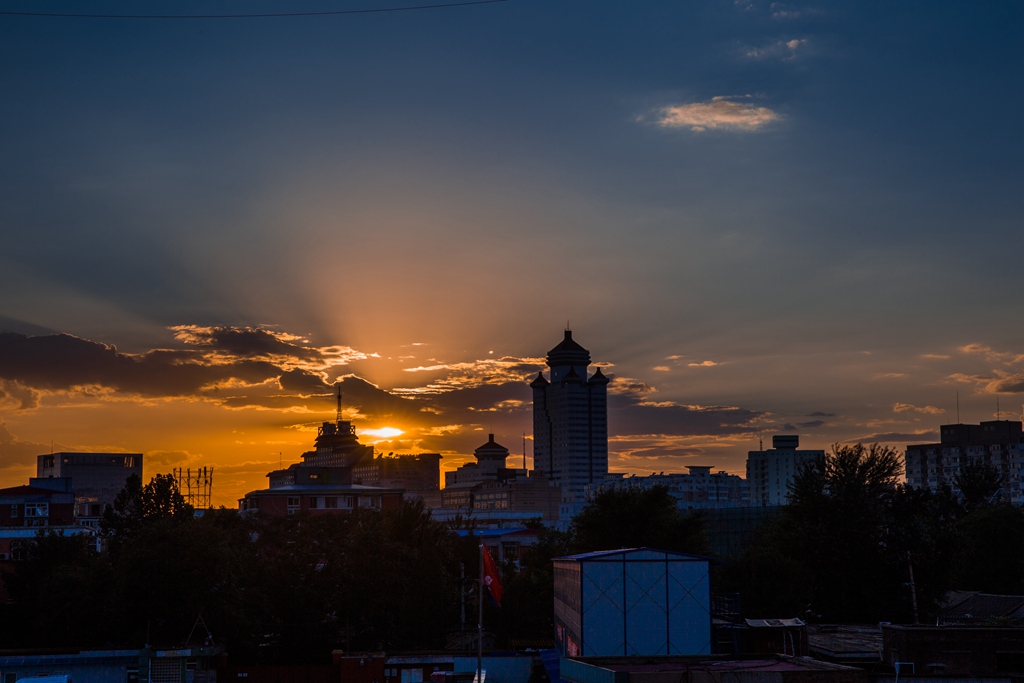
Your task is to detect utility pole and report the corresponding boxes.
[477,539,484,683]
[907,551,920,625]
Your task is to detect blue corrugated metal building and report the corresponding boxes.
[552,548,712,657]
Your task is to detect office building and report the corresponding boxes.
[905,420,1024,504]
[746,435,823,506]
[36,452,142,525]
[531,330,609,507]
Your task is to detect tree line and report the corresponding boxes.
[2,445,1022,659]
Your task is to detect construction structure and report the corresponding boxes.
[174,466,214,510]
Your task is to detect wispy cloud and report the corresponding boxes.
[892,402,945,415]
[653,96,780,132]
[958,343,1024,365]
[688,360,719,367]
[397,356,545,394]
[745,38,807,60]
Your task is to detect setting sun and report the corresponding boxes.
[359,426,405,440]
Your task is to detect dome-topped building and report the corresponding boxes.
[531,329,609,508]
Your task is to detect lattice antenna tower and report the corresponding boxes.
[174,466,214,509]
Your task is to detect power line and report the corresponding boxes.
[0,0,508,19]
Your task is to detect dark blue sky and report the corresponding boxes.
[1,0,1022,500]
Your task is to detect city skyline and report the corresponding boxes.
[1,1,1021,505]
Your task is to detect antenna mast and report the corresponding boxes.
[956,390,960,423]
[336,383,343,424]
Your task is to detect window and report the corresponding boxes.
[24,503,48,518]
[325,497,338,509]
[286,497,300,514]
[309,497,319,509]
[10,504,17,518]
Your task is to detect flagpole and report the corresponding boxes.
[477,537,484,683]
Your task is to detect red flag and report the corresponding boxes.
[481,543,504,607]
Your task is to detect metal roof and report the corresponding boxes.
[553,547,716,562]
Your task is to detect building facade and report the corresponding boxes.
[531,330,608,507]
[905,420,1024,504]
[587,466,749,510]
[36,452,142,525]
[440,435,561,521]
[746,435,823,506]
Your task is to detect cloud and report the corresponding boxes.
[957,343,1024,365]
[688,360,719,367]
[947,371,1024,394]
[745,38,807,60]
[0,328,374,407]
[920,354,950,360]
[807,411,835,417]
[0,379,39,410]
[653,366,671,372]
[0,422,55,472]
[892,402,945,415]
[611,395,763,438]
[654,96,780,132]
[990,374,1024,394]
[398,356,545,394]
[278,368,331,393]
[796,420,828,429]
[850,431,938,444]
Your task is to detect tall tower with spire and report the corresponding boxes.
[531,329,609,506]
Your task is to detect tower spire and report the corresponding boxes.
[336,383,343,424]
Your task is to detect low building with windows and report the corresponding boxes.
[238,484,403,515]
[586,465,749,510]
[0,484,75,528]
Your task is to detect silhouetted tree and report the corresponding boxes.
[953,505,1024,594]
[101,473,193,553]
[570,486,709,555]
[954,461,1002,511]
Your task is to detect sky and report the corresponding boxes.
[0,0,1021,506]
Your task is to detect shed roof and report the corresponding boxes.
[553,547,715,563]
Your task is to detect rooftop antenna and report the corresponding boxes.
[565,319,571,332]
[759,434,763,451]
[523,432,527,470]
[335,383,343,424]
[956,390,960,424]
[997,395,1001,420]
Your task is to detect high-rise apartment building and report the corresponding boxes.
[746,435,823,506]
[905,420,1024,505]
[531,330,609,505]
